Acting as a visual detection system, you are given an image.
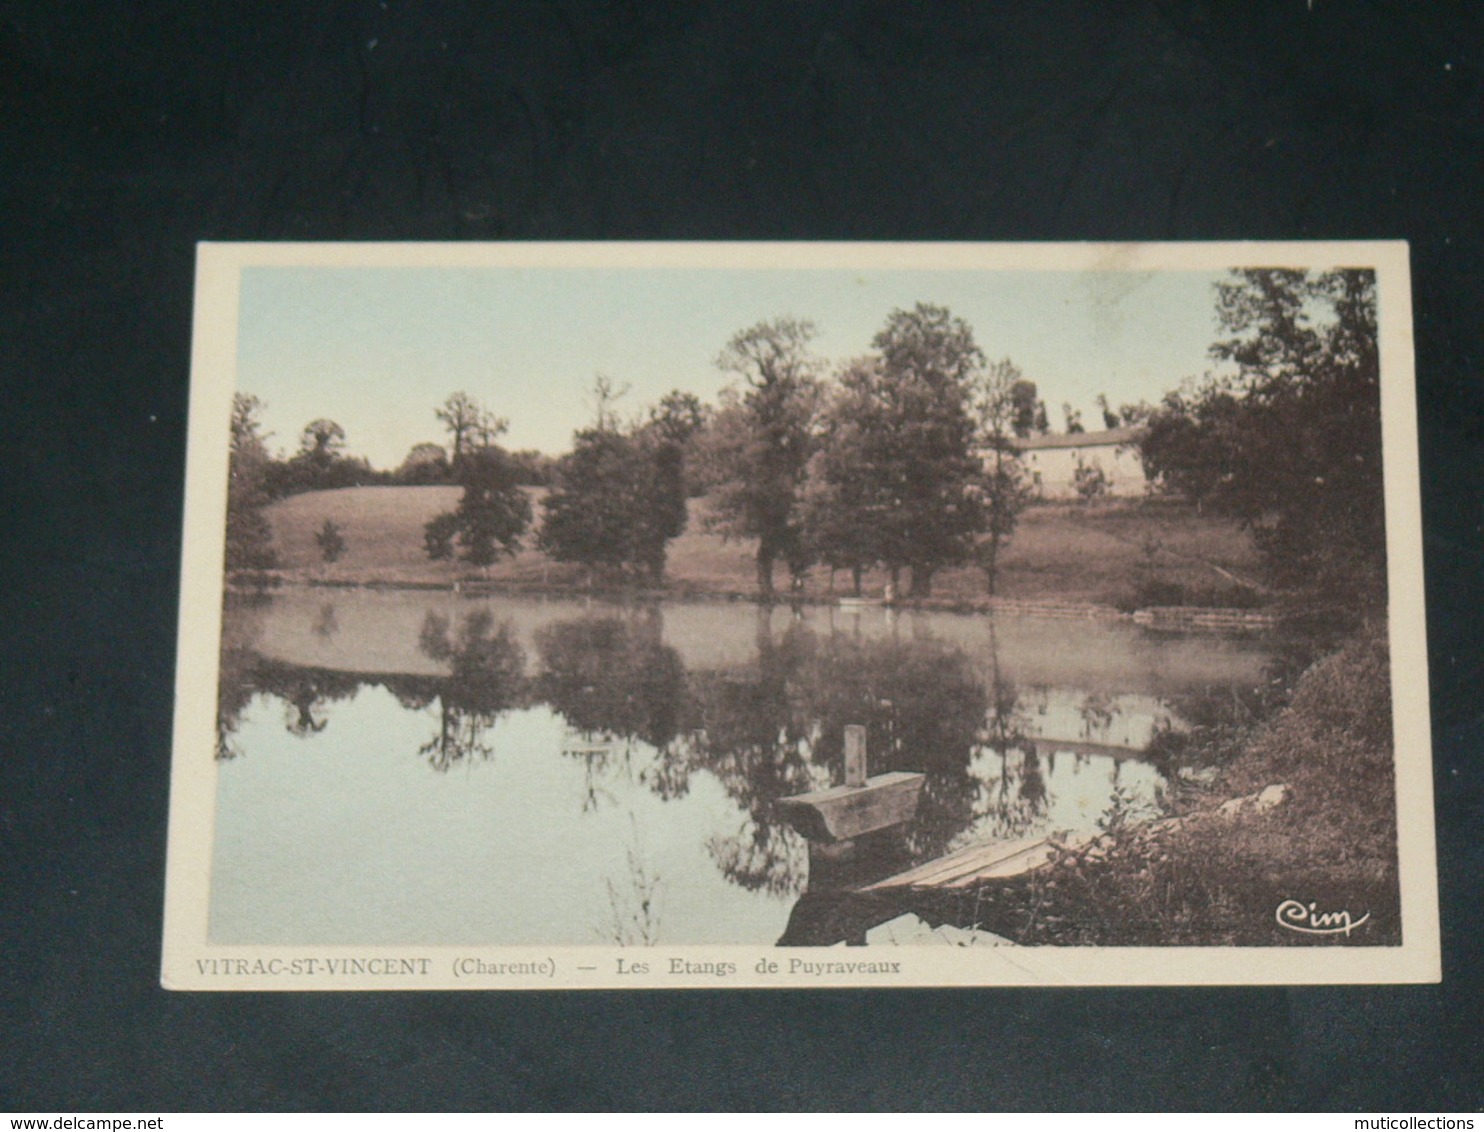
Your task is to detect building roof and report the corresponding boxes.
[1010,425,1146,451]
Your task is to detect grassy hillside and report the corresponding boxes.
[268,486,461,578]
[262,485,1262,607]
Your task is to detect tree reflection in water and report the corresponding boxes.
[1078,692,1117,740]
[216,597,1201,919]
[216,595,363,757]
[533,607,694,812]
[784,625,989,861]
[974,623,1049,842]
[216,651,257,763]
[412,609,526,772]
[688,611,820,896]
[311,601,339,640]
[275,667,362,738]
[216,593,271,760]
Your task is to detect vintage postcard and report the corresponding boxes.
[163,241,1438,989]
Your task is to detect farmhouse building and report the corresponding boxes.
[1009,425,1149,500]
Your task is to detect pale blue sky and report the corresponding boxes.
[237,265,1232,468]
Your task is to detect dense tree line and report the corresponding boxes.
[224,310,1038,594]
[226,273,1377,603]
[699,305,1033,598]
[1139,268,1384,606]
[245,392,555,502]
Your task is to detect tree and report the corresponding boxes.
[1033,400,1051,434]
[423,511,459,561]
[261,417,379,497]
[805,306,988,598]
[314,519,347,563]
[470,406,509,451]
[423,446,532,570]
[585,375,630,432]
[858,303,986,597]
[1073,458,1109,504]
[629,427,690,583]
[1139,381,1239,506]
[1009,379,1042,438]
[1096,394,1120,431]
[539,427,645,578]
[639,390,707,563]
[802,370,886,595]
[298,418,346,469]
[454,448,531,567]
[539,390,695,585]
[971,359,1034,596]
[649,389,705,448]
[976,459,1033,595]
[225,393,278,573]
[436,392,506,468]
[505,449,557,487]
[1140,268,1383,601]
[398,442,450,484]
[707,318,822,598]
[1062,403,1085,434]
[976,359,1026,446]
[1117,400,1154,427]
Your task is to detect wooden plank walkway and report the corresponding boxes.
[859,834,1072,893]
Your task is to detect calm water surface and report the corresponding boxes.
[211,590,1281,946]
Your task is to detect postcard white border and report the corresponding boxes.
[163,241,1438,990]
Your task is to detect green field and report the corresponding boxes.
[263,485,1263,607]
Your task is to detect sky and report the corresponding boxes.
[236,263,1234,468]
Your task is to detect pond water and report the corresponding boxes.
[211,589,1282,947]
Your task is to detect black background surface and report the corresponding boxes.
[2,1,1481,1111]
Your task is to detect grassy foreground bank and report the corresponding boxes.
[927,626,1399,946]
[262,485,1261,608]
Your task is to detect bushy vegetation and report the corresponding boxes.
[538,384,700,584]
[313,519,346,564]
[423,447,532,569]
[224,394,278,575]
[1141,269,1384,611]
[1072,458,1109,504]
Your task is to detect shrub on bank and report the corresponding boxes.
[1115,578,1267,613]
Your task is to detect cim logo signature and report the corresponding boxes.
[1275,899,1370,937]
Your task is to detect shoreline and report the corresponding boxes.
[225,572,1284,632]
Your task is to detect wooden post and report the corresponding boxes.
[844,725,867,788]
